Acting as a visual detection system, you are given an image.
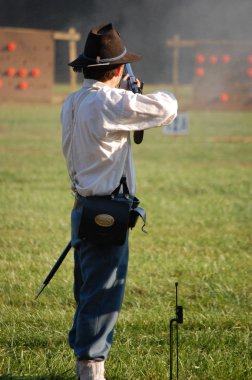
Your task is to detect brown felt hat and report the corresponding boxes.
[68,23,142,69]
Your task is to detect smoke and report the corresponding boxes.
[64,0,252,83]
[1,0,251,83]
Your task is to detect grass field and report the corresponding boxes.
[0,86,252,379]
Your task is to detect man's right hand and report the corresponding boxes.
[120,74,141,91]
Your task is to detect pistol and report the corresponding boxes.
[125,63,144,144]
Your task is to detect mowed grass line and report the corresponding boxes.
[0,102,252,379]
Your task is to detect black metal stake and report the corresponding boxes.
[169,282,183,380]
[35,240,72,299]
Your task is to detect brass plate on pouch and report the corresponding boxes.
[95,214,115,227]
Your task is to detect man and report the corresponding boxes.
[61,23,177,380]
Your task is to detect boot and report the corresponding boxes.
[76,359,106,380]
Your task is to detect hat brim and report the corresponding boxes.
[68,52,142,68]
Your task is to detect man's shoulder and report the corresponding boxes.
[62,88,84,109]
[98,86,127,101]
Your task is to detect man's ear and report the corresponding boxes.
[116,65,124,76]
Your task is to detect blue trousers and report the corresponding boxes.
[69,195,130,360]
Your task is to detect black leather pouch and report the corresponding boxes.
[78,196,130,246]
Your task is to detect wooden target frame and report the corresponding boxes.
[0,27,80,103]
[166,35,252,110]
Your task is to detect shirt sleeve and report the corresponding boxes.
[100,88,178,132]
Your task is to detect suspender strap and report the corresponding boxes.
[111,175,130,197]
[69,88,92,192]
[111,176,147,233]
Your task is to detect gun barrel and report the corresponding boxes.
[125,63,139,94]
[125,63,144,144]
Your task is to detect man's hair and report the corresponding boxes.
[82,64,122,81]
[72,64,123,81]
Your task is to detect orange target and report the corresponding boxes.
[195,67,205,77]
[7,67,16,77]
[219,92,229,103]
[7,41,17,52]
[18,81,29,90]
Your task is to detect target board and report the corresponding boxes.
[193,45,252,109]
[0,27,54,102]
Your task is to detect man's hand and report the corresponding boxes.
[119,74,130,90]
[120,74,141,91]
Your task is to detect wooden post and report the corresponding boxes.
[68,28,79,91]
[166,36,196,96]
[53,27,81,92]
[171,34,180,96]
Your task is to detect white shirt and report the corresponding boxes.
[61,79,177,196]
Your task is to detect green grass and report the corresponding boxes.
[0,93,252,379]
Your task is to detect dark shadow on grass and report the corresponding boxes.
[0,375,115,380]
[0,374,75,380]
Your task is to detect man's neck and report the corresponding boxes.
[103,77,120,88]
